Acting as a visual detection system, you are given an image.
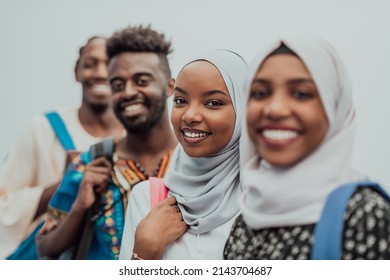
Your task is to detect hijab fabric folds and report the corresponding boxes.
[165,49,248,234]
[240,38,367,230]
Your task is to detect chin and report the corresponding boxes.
[89,103,109,113]
[264,156,300,168]
[182,148,207,158]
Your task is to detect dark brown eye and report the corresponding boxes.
[110,80,124,93]
[206,100,223,107]
[250,89,270,100]
[292,91,313,100]
[136,79,148,86]
[173,96,187,105]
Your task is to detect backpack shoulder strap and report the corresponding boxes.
[45,111,76,151]
[74,137,115,260]
[149,177,168,208]
[311,181,390,260]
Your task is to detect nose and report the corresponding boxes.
[181,104,202,124]
[264,92,291,120]
[123,82,138,98]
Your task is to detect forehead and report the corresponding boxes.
[256,54,311,79]
[176,60,228,92]
[81,38,107,59]
[108,52,162,77]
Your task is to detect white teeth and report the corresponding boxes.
[184,131,207,138]
[124,104,143,112]
[263,129,298,141]
[92,84,110,92]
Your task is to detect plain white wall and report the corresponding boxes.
[1,0,390,188]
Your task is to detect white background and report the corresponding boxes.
[1,0,390,188]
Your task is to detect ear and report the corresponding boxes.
[166,77,175,98]
[74,64,80,82]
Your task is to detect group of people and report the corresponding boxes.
[1,24,389,260]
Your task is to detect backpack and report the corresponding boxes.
[311,181,390,260]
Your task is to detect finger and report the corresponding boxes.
[86,165,112,175]
[173,204,180,213]
[84,172,110,182]
[179,222,188,235]
[94,177,111,193]
[166,196,177,206]
[90,157,112,168]
[95,184,110,193]
[84,174,110,189]
[176,212,185,221]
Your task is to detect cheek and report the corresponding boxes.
[246,100,263,123]
[223,114,236,138]
[313,115,328,143]
[170,108,182,134]
[212,108,236,143]
[112,95,120,107]
[78,70,92,82]
[304,106,329,148]
[246,102,262,147]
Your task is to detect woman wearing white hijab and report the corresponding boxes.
[119,49,247,259]
[224,38,390,260]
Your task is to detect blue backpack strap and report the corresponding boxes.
[311,181,390,260]
[45,111,76,151]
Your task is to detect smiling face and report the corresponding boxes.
[75,38,111,108]
[171,60,236,157]
[108,52,172,134]
[247,53,329,167]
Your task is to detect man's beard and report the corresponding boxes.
[119,95,166,135]
[89,102,109,114]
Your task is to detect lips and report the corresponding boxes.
[257,127,300,149]
[262,129,298,141]
[124,103,143,112]
[90,84,110,96]
[181,128,210,144]
[119,99,146,118]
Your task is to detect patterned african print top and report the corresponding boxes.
[224,187,390,260]
[39,149,172,260]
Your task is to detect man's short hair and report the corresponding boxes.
[75,36,106,68]
[106,25,172,78]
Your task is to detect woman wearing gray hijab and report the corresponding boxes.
[119,49,247,259]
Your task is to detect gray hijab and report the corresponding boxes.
[164,49,248,234]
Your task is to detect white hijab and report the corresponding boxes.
[240,37,368,230]
[165,49,248,234]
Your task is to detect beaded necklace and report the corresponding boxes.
[112,152,172,191]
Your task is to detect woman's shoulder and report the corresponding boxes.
[342,186,390,259]
[128,180,152,210]
[346,186,390,217]
[131,180,151,195]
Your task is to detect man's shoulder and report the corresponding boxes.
[28,108,78,129]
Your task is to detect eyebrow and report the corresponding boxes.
[252,78,315,85]
[83,55,108,62]
[108,77,122,84]
[109,72,153,83]
[174,86,228,96]
[134,72,153,77]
